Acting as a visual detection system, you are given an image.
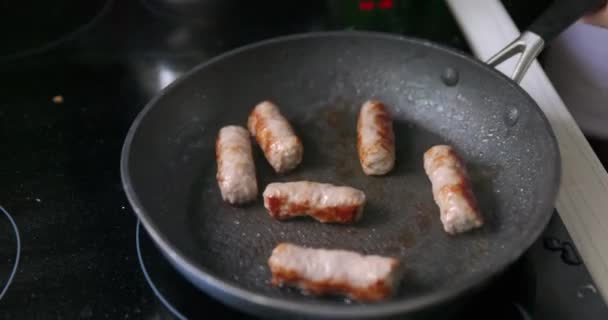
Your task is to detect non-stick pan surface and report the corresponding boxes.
[121,31,560,319]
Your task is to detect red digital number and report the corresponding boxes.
[358,0,375,11]
[378,0,394,9]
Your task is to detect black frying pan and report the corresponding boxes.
[121,1,603,319]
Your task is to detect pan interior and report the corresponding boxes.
[125,33,558,308]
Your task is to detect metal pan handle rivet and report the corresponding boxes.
[504,108,520,127]
[441,67,459,86]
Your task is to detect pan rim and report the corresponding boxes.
[120,30,561,318]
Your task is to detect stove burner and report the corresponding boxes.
[139,0,233,27]
[0,0,113,62]
[135,221,252,319]
[0,206,21,300]
[136,221,186,319]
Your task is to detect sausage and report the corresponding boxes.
[423,145,483,234]
[215,125,258,205]
[357,100,395,175]
[248,101,303,173]
[268,243,401,302]
[262,181,366,224]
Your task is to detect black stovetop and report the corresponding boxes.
[1,1,607,319]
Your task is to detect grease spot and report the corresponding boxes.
[415,213,432,234]
[414,203,433,233]
[400,229,416,248]
[325,109,341,128]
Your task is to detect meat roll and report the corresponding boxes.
[262,181,366,224]
[423,145,483,234]
[268,243,401,302]
[215,125,258,205]
[248,101,303,173]
[357,100,395,175]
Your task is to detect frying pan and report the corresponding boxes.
[121,0,603,318]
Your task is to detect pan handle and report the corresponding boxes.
[528,0,606,42]
[486,0,606,83]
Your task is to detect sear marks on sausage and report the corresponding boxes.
[263,181,366,224]
[248,101,303,174]
[215,125,258,205]
[268,243,402,302]
[423,145,483,234]
[357,100,395,176]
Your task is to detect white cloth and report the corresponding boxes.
[544,23,608,139]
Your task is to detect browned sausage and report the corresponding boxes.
[248,101,303,173]
[357,100,395,175]
[423,145,483,234]
[215,126,258,205]
[262,181,366,224]
[268,243,401,302]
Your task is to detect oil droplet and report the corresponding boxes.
[415,213,432,233]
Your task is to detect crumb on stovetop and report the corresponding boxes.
[52,95,64,104]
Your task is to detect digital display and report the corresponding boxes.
[358,1,374,11]
[378,0,394,9]
[358,0,394,11]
